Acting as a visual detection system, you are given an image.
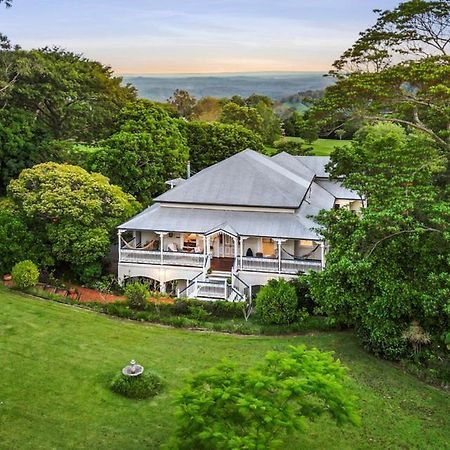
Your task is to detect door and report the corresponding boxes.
[219,233,235,258]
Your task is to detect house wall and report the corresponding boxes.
[118,262,202,285]
[335,199,363,212]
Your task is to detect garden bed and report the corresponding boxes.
[7,283,332,336]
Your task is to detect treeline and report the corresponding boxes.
[303,0,450,382]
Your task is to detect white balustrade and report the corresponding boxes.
[120,249,205,267]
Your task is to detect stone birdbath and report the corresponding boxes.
[122,359,144,377]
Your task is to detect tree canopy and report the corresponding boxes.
[7,162,139,281]
[88,100,189,205]
[5,47,136,141]
[308,123,450,360]
[309,0,450,153]
[171,346,359,449]
[184,121,264,173]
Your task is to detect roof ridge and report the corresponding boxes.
[247,151,311,188]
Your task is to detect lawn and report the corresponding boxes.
[266,138,350,156]
[1,287,449,449]
[287,137,350,156]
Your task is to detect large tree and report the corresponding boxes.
[7,163,139,282]
[309,1,450,153]
[184,121,264,172]
[308,123,450,361]
[88,100,189,205]
[6,47,136,141]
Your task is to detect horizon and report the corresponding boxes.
[2,0,400,74]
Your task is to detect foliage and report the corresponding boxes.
[11,260,39,289]
[124,281,149,310]
[221,99,282,145]
[168,89,196,119]
[309,123,450,359]
[0,108,42,194]
[7,162,139,281]
[309,1,450,153]
[331,0,450,74]
[184,121,264,172]
[110,370,163,399]
[187,305,211,322]
[274,139,312,155]
[255,278,303,325]
[220,102,264,136]
[192,96,222,121]
[5,47,136,142]
[170,345,359,449]
[0,207,46,275]
[290,275,317,314]
[283,111,318,142]
[89,100,189,204]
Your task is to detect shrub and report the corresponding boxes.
[124,282,149,310]
[188,305,211,322]
[11,260,39,289]
[170,345,359,449]
[255,279,301,324]
[110,370,163,399]
[290,275,317,314]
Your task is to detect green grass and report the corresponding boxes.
[287,137,350,156]
[1,287,449,449]
[266,137,350,156]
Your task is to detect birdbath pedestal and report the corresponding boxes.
[122,359,144,377]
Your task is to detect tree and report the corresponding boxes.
[184,121,264,172]
[220,102,264,137]
[192,96,222,121]
[5,47,136,141]
[168,89,197,120]
[273,139,312,156]
[89,100,189,205]
[335,129,346,140]
[283,111,319,142]
[0,108,41,194]
[7,162,139,282]
[170,346,359,449]
[308,123,450,359]
[332,0,450,74]
[0,205,46,275]
[309,1,450,153]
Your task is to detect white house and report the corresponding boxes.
[117,149,362,301]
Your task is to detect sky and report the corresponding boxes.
[1,0,401,74]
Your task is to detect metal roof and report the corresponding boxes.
[295,156,331,178]
[316,180,361,200]
[119,150,360,240]
[156,149,313,209]
[119,204,322,240]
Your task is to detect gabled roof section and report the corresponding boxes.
[271,152,316,180]
[316,180,361,200]
[295,156,331,178]
[205,222,238,237]
[155,149,313,209]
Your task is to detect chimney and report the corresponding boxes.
[187,160,191,179]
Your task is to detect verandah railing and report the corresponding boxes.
[120,248,205,267]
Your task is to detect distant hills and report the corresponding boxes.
[122,72,334,103]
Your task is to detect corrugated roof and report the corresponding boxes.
[156,149,313,209]
[296,156,331,178]
[119,204,321,240]
[316,180,360,200]
[118,150,359,240]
